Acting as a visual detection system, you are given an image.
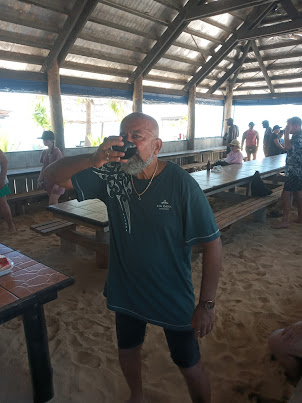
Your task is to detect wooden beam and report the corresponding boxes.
[184,27,223,44]
[236,72,302,83]
[48,60,65,153]
[0,29,52,50]
[100,0,169,26]
[61,61,132,78]
[89,16,157,40]
[44,0,99,72]
[18,0,69,14]
[223,82,234,134]
[127,0,201,84]
[42,0,90,72]
[0,9,59,33]
[0,50,44,65]
[258,38,302,51]
[208,41,251,94]
[152,0,182,12]
[233,82,302,91]
[279,0,301,20]
[242,61,302,73]
[186,0,274,21]
[251,41,274,93]
[246,50,302,63]
[238,18,302,40]
[144,75,187,86]
[70,45,140,66]
[233,91,302,100]
[184,3,276,90]
[133,76,143,113]
[187,85,196,150]
[78,33,147,54]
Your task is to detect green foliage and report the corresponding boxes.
[32,98,51,130]
[108,100,128,121]
[0,129,20,152]
[87,134,105,146]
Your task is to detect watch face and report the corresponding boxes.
[204,301,215,310]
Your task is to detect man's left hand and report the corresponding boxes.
[191,303,215,339]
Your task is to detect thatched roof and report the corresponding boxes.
[0,0,302,101]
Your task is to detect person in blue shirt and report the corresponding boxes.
[45,112,222,403]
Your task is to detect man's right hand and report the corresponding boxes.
[90,136,126,168]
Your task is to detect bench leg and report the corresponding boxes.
[60,238,77,253]
[253,207,266,223]
[23,304,53,403]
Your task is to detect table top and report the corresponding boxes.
[47,154,286,228]
[191,154,286,195]
[159,146,225,159]
[0,244,74,319]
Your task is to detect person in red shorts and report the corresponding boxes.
[241,122,259,161]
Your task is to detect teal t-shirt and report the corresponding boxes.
[72,161,220,330]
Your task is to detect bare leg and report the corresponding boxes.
[49,193,60,206]
[271,190,292,228]
[247,153,251,161]
[119,345,144,403]
[0,196,15,231]
[268,329,302,382]
[179,360,211,403]
[294,191,302,224]
[252,153,257,160]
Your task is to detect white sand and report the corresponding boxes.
[0,205,302,403]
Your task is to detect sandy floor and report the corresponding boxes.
[0,203,302,403]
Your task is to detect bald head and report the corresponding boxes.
[121,113,159,139]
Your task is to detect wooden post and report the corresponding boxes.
[187,85,196,151]
[47,60,65,153]
[133,76,143,113]
[223,81,234,135]
[85,99,92,146]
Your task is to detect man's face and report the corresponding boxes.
[262,122,267,128]
[226,119,232,126]
[273,128,280,134]
[287,123,301,135]
[119,117,161,175]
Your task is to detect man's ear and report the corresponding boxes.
[154,138,162,155]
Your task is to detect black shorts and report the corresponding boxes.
[115,312,200,369]
[284,175,302,192]
[246,145,257,154]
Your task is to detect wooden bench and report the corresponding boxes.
[30,219,76,236]
[214,186,283,230]
[7,190,49,215]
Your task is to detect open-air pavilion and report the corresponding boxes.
[1,2,302,403]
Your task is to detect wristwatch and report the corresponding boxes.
[200,300,215,310]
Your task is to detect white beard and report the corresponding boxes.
[120,152,154,175]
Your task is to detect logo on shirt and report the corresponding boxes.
[157,200,172,211]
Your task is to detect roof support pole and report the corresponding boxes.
[47,60,65,154]
[187,85,196,150]
[85,99,92,146]
[132,76,143,113]
[223,82,234,135]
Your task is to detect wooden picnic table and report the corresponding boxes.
[0,243,74,403]
[158,146,225,165]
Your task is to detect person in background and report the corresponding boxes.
[241,122,259,161]
[268,321,302,384]
[44,112,222,403]
[37,130,65,205]
[279,129,284,146]
[267,125,285,156]
[272,116,302,228]
[223,118,239,154]
[262,120,272,157]
[213,139,243,167]
[0,149,15,232]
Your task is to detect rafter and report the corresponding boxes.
[251,40,274,93]
[279,0,301,20]
[185,0,275,21]
[42,0,99,72]
[18,0,70,14]
[208,41,251,94]
[184,3,277,90]
[127,0,201,84]
[238,18,302,40]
